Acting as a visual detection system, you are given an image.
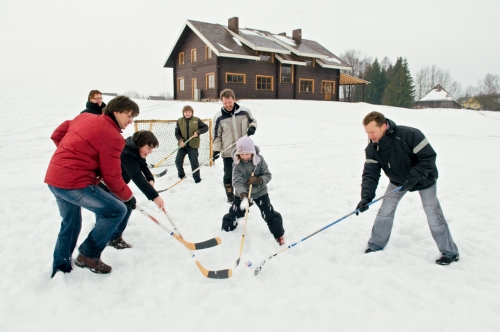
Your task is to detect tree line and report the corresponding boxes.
[339,49,500,111]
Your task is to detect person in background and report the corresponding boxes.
[356,111,459,265]
[221,136,285,245]
[81,90,106,115]
[175,105,209,183]
[212,89,258,203]
[46,96,139,277]
[100,130,166,249]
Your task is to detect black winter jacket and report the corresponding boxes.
[361,119,438,201]
[81,101,106,115]
[120,137,158,201]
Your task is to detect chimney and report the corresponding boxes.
[278,32,286,36]
[228,17,239,34]
[292,29,301,43]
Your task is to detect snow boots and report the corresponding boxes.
[75,254,112,274]
[108,236,132,250]
[224,183,234,203]
[435,255,459,265]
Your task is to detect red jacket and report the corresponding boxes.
[45,113,133,201]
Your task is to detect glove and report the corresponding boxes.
[240,192,248,200]
[355,198,371,216]
[213,151,220,160]
[401,176,417,191]
[124,196,137,210]
[247,127,256,136]
[246,176,263,185]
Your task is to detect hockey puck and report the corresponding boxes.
[245,261,252,267]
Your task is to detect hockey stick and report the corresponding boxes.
[235,172,254,268]
[158,140,240,193]
[152,168,168,178]
[138,206,231,279]
[137,206,221,250]
[162,208,233,279]
[254,186,403,276]
[151,135,196,168]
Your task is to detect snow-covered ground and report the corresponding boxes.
[1,84,500,331]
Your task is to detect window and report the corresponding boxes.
[256,51,272,62]
[304,58,315,67]
[280,64,293,83]
[206,73,215,89]
[191,49,197,62]
[299,79,314,93]
[321,80,336,94]
[178,52,184,65]
[226,73,246,84]
[177,77,185,91]
[256,75,273,91]
[205,46,212,60]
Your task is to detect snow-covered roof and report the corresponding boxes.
[419,85,458,102]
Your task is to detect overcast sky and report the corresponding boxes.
[1,0,498,97]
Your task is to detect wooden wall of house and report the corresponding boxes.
[174,30,218,100]
[294,65,340,101]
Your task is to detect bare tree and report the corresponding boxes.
[463,85,478,98]
[478,73,500,95]
[414,65,462,100]
[339,49,372,101]
[122,90,141,99]
[380,56,391,71]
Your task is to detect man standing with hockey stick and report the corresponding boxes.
[356,111,459,265]
[212,89,257,203]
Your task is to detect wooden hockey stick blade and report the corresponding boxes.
[153,169,168,178]
[195,261,232,279]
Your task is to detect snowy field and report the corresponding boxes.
[1,84,500,331]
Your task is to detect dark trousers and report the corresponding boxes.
[222,157,233,184]
[175,146,200,182]
[222,193,284,238]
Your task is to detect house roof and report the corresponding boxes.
[339,73,370,85]
[418,84,458,103]
[164,19,351,71]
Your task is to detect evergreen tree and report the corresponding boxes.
[365,59,386,105]
[382,57,415,108]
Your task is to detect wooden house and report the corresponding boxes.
[163,17,353,101]
[415,84,461,109]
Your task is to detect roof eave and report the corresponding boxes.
[275,54,307,66]
[316,59,352,70]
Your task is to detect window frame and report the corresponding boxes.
[225,72,246,84]
[205,46,212,60]
[280,64,293,83]
[178,52,184,65]
[321,80,336,94]
[191,49,197,63]
[177,77,185,92]
[206,72,215,89]
[256,75,274,91]
[299,78,314,93]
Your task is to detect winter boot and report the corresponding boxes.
[275,236,285,246]
[224,183,234,203]
[75,254,112,274]
[108,236,132,250]
[435,255,459,265]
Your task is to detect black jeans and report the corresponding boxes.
[175,146,200,182]
[222,157,233,184]
[221,193,284,238]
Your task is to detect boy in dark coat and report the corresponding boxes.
[100,130,165,249]
[175,105,208,183]
[221,136,285,245]
[81,90,106,115]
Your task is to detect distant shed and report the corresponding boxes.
[415,84,460,109]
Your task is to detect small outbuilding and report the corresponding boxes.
[415,84,460,109]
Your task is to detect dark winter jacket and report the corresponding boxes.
[212,103,257,157]
[361,119,438,201]
[175,116,208,149]
[45,113,133,201]
[231,146,271,199]
[81,101,106,115]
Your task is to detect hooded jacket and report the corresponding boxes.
[231,145,271,199]
[361,118,438,201]
[45,112,132,201]
[212,103,257,158]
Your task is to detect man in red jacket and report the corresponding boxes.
[45,96,139,277]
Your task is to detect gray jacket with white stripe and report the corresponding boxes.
[361,119,438,201]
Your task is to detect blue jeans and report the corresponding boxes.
[368,182,459,258]
[48,184,128,274]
